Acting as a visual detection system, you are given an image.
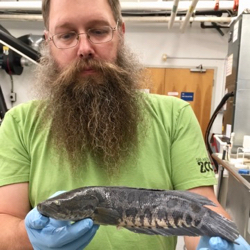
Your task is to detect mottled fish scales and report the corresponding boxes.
[37,186,239,243]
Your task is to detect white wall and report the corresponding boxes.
[0,19,229,133]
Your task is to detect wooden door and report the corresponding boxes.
[145,68,214,138]
[145,68,165,94]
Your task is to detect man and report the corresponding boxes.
[0,0,248,249]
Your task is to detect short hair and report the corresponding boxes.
[42,0,123,30]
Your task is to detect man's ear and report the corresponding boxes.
[44,30,49,40]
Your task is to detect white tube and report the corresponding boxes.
[0,39,38,65]
[121,1,233,11]
[123,16,232,23]
[180,0,199,33]
[0,1,235,12]
[0,1,41,11]
[168,0,180,29]
[0,14,43,21]
[0,14,233,24]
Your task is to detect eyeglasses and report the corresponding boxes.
[48,21,119,49]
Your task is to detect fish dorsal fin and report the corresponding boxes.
[93,207,121,225]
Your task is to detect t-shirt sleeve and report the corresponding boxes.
[170,104,217,190]
[0,110,30,186]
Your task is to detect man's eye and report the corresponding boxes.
[58,33,76,40]
[89,28,109,36]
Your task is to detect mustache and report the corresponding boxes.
[55,58,129,85]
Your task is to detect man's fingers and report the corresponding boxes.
[25,207,49,229]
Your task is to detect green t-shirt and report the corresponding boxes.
[0,94,216,250]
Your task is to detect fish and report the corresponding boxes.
[37,186,239,243]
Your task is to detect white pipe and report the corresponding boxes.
[121,1,233,11]
[0,14,233,24]
[0,39,38,65]
[0,2,41,11]
[123,16,232,23]
[168,0,180,29]
[0,1,235,12]
[180,0,199,33]
[0,14,43,22]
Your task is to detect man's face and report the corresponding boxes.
[45,0,124,70]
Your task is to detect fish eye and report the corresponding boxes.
[52,200,61,206]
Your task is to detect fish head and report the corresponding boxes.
[37,199,66,219]
[37,191,99,221]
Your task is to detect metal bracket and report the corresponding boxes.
[190,64,207,73]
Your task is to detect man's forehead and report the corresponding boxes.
[48,0,115,30]
[49,0,112,15]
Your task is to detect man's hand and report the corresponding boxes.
[197,235,250,250]
[25,191,99,250]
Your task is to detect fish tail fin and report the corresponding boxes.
[201,209,239,243]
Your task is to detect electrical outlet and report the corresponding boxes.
[10,92,16,102]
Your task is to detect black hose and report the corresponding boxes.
[205,92,234,171]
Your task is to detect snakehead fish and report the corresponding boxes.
[37,186,239,242]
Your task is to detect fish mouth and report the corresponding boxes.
[37,203,47,216]
[37,203,59,218]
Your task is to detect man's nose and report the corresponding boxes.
[76,34,95,59]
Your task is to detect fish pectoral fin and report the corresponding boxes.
[94,207,121,225]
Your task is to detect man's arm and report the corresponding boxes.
[0,182,99,250]
[184,185,231,250]
[0,183,33,250]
